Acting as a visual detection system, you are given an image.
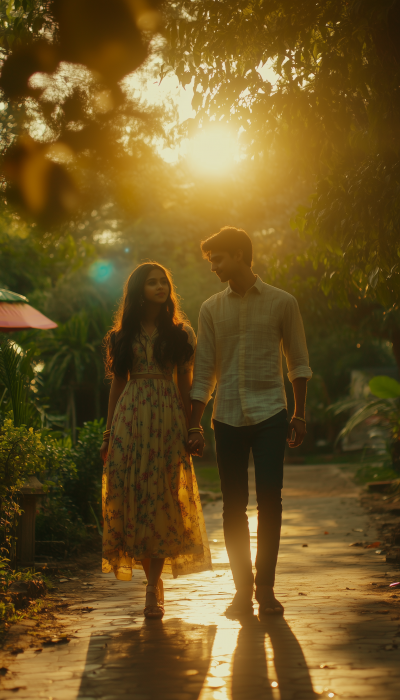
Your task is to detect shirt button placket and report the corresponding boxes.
[238,296,247,424]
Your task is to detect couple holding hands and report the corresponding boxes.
[100,226,312,619]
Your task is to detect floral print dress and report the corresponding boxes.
[102,324,212,580]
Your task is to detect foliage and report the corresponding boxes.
[38,313,100,441]
[0,419,45,562]
[0,414,91,564]
[33,429,90,555]
[0,0,167,224]
[0,1,53,52]
[62,419,104,523]
[35,420,104,554]
[0,337,63,429]
[330,376,400,471]
[369,375,400,399]
[352,462,400,486]
[166,0,400,305]
[0,220,96,302]
[0,554,51,625]
[35,491,89,555]
[0,338,37,427]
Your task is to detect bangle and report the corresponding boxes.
[292,416,306,424]
[188,427,204,434]
[103,430,111,439]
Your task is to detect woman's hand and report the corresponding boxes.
[188,431,205,457]
[100,440,109,462]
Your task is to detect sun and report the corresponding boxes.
[187,127,239,177]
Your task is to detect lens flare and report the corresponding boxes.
[88,260,113,283]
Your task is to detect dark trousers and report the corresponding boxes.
[213,409,288,589]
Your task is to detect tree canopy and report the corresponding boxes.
[0,0,166,224]
[166,0,400,307]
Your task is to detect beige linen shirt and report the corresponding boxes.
[190,276,312,427]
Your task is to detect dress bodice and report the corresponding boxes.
[131,324,196,376]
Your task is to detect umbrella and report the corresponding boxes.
[0,289,57,332]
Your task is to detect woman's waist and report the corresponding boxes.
[129,373,174,381]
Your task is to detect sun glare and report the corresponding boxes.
[187,128,239,177]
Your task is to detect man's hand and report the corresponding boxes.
[187,430,205,457]
[287,417,307,448]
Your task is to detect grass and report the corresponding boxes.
[194,452,400,490]
[299,451,368,465]
[194,460,221,493]
[349,462,400,486]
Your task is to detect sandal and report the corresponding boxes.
[144,584,165,619]
[157,578,164,606]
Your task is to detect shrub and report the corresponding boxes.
[0,420,46,565]
[330,376,400,473]
[64,419,104,523]
[35,420,104,556]
[35,491,89,555]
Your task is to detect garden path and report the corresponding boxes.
[1,463,400,700]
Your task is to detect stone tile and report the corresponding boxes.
[2,465,400,700]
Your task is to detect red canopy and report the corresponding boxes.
[0,302,57,332]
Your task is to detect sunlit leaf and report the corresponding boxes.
[369,375,400,399]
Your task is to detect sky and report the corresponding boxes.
[128,52,276,174]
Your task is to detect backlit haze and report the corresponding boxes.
[128,52,275,177]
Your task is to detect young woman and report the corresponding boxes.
[100,263,212,619]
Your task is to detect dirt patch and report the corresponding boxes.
[361,489,400,565]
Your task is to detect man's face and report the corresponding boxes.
[209,250,240,283]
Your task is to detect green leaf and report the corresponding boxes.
[369,375,400,399]
[6,0,14,20]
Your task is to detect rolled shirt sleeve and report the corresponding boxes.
[177,325,196,375]
[282,296,313,383]
[190,303,217,405]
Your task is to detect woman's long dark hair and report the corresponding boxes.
[104,262,194,378]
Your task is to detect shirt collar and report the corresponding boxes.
[140,323,158,339]
[227,274,263,297]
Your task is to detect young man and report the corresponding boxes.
[188,226,312,616]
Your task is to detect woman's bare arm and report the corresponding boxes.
[177,368,193,427]
[100,374,128,461]
[106,375,128,429]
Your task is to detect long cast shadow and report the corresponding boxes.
[232,615,317,700]
[78,619,216,700]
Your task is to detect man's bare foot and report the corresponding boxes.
[255,585,284,615]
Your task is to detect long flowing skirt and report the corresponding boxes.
[102,377,212,580]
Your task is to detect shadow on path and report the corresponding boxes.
[232,616,317,700]
[78,619,216,700]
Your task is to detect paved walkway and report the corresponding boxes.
[1,464,400,700]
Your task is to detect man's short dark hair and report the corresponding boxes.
[201,226,253,267]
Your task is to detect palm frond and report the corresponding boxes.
[335,398,395,443]
[0,341,32,427]
[327,397,365,416]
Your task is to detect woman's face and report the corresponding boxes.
[143,267,170,305]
